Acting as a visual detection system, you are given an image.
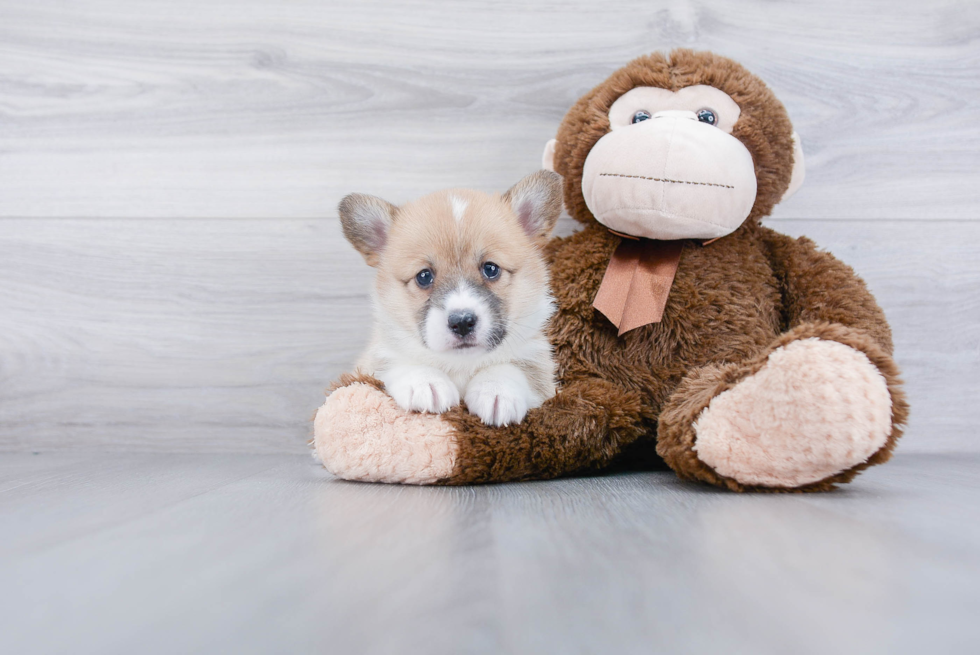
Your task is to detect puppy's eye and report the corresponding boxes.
[481,262,500,280]
[415,268,434,288]
[696,108,717,126]
[631,110,652,124]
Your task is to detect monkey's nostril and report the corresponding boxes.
[448,312,478,338]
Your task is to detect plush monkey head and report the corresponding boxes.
[543,49,804,239]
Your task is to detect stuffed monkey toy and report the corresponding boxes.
[314,49,907,491]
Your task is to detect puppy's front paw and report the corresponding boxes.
[381,366,460,414]
[465,366,534,426]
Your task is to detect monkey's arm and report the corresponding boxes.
[761,228,895,351]
[314,371,649,485]
[442,376,648,484]
[655,228,909,491]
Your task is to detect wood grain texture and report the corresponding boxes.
[0,217,976,454]
[2,452,979,654]
[1,0,979,219]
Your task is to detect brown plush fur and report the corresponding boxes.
[327,50,907,490]
[436,50,907,489]
[443,220,907,488]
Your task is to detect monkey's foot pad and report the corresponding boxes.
[693,338,893,487]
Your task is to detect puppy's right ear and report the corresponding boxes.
[338,193,396,267]
[503,170,563,241]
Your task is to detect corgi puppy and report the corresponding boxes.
[338,170,563,426]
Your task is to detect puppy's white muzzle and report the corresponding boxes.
[422,283,496,353]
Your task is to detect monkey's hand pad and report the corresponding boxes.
[314,379,456,485]
[657,323,908,492]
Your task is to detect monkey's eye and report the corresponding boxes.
[415,268,434,288]
[631,110,652,124]
[696,108,717,126]
[481,262,500,280]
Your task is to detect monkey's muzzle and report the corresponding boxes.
[581,111,758,240]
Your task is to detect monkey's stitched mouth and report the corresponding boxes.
[599,172,734,190]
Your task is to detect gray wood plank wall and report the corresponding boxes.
[1,0,978,454]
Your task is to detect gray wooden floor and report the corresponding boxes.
[2,452,978,655]
[2,0,980,652]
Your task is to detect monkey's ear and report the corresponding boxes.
[338,193,396,266]
[781,132,806,202]
[541,139,557,171]
[503,169,564,240]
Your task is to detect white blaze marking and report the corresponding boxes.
[450,195,468,222]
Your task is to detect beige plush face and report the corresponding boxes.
[582,85,758,240]
[338,171,563,357]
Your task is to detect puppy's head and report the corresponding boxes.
[339,170,563,356]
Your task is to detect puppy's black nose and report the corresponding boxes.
[448,312,477,338]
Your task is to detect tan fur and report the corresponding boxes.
[361,190,547,367]
[356,188,555,396]
[337,173,563,427]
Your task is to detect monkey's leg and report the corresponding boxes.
[656,323,908,492]
[314,375,647,485]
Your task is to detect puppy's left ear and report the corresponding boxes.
[503,170,563,240]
